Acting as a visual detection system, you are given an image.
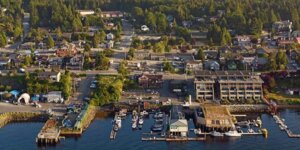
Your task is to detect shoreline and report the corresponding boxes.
[0,112,48,128]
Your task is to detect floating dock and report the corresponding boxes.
[273,115,300,138]
[36,119,61,145]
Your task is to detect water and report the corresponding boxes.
[1,109,300,150]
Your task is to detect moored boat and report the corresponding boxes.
[210,131,224,137]
[224,130,242,137]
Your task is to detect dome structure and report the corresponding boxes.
[17,93,30,104]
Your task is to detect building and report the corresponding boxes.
[100,11,123,18]
[138,73,163,89]
[204,60,220,71]
[66,54,84,70]
[234,35,251,47]
[185,60,203,72]
[43,91,64,103]
[141,25,149,31]
[106,33,114,40]
[38,72,61,82]
[78,10,95,16]
[194,104,234,131]
[272,20,293,33]
[194,71,264,102]
[169,105,188,137]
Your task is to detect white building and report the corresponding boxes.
[169,105,188,137]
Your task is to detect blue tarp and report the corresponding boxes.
[9,90,20,98]
[31,96,39,102]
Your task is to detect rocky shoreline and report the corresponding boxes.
[0,112,48,128]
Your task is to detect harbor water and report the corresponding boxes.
[0,109,300,150]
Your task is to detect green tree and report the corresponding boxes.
[268,52,277,70]
[276,50,288,70]
[156,13,167,33]
[0,32,7,47]
[96,52,110,70]
[118,61,128,77]
[145,11,156,31]
[127,48,135,60]
[61,71,72,99]
[163,61,175,73]
[84,43,91,52]
[197,48,205,61]
[47,36,55,48]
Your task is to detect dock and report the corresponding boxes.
[273,114,300,138]
[141,137,206,142]
[36,119,61,145]
[110,124,118,140]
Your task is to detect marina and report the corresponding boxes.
[273,114,300,138]
[1,109,300,150]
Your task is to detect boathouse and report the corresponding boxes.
[169,105,188,137]
[194,104,234,132]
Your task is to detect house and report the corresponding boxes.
[43,91,64,103]
[150,53,165,61]
[204,60,220,71]
[295,37,300,44]
[185,60,203,72]
[56,43,77,57]
[135,50,150,60]
[20,42,35,50]
[0,57,11,69]
[141,25,149,32]
[106,33,114,40]
[78,10,95,16]
[66,54,84,70]
[100,11,123,18]
[106,40,114,49]
[169,105,188,137]
[242,54,256,64]
[37,71,61,82]
[272,20,293,33]
[292,30,300,37]
[138,73,163,89]
[9,53,24,67]
[286,88,300,96]
[234,35,251,47]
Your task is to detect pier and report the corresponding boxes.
[110,127,117,140]
[36,119,61,145]
[273,115,300,138]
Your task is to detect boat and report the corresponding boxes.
[139,118,144,125]
[236,121,250,127]
[224,130,242,137]
[141,110,149,116]
[247,128,254,133]
[210,131,224,137]
[114,115,122,128]
[151,124,164,132]
[132,115,138,122]
[153,112,164,119]
[113,124,119,132]
[194,129,202,135]
[132,121,137,129]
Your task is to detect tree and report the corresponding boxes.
[96,52,110,70]
[0,32,8,47]
[127,48,135,60]
[268,52,277,71]
[118,61,128,77]
[61,71,72,99]
[93,32,100,48]
[156,13,167,33]
[163,61,175,72]
[153,42,165,53]
[276,50,288,70]
[99,30,106,42]
[84,43,91,52]
[54,27,62,39]
[145,11,156,31]
[197,48,205,61]
[47,36,55,48]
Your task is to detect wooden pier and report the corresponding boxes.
[36,119,61,145]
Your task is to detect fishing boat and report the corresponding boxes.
[151,124,164,132]
[141,110,149,116]
[224,130,242,137]
[210,131,224,137]
[153,112,164,119]
[132,121,137,129]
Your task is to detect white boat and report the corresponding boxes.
[114,115,122,128]
[210,131,224,137]
[132,121,137,129]
[194,129,202,135]
[247,128,254,133]
[139,118,144,125]
[224,130,242,137]
[141,110,149,116]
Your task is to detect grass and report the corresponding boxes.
[265,92,300,104]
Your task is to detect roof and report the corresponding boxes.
[170,119,188,126]
[10,90,20,96]
[38,72,60,76]
[201,104,234,128]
